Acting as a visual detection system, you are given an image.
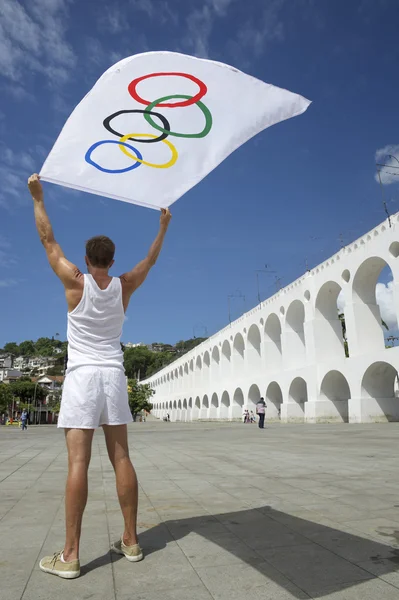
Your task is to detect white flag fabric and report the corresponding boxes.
[40,51,311,210]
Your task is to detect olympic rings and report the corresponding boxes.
[144,95,212,138]
[85,140,143,173]
[103,109,171,143]
[128,72,207,108]
[85,71,213,175]
[118,133,178,169]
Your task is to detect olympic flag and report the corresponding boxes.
[40,51,311,210]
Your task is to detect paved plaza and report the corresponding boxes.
[1,421,399,600]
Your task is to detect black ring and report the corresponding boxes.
[103,109,171,143]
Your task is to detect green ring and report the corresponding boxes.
[144,94,213,139]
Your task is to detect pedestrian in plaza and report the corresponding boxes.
[28,174,172,579]
[256,397,266,429]
[250,411,256,423]
[243,409,249,423]
[21,409,28,431]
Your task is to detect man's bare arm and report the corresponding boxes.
[28,174,82,287]
[121,208,172,293]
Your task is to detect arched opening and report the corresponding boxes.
[195,396,201,409]
[196,356,202,370]
[247,324,261,355]
[266,381,283,420]
[182,398,188,422]
[220,391,230,419]
[233,333,245,375]
[212,346,220,365]
[320,370,350,422]
[184,363,188,375]
[352,258,398,352]
[361,362,399,421]
[192,396,200,421]
[202,395,209,409]
[190,359,194,372]
[247,325,262,375]
[287,377,307,421]
[285,300,306,367]
[210,392,219,419]
[221,340,232,379]
[204,351,210,368]
[248,383,261,413]
[315,281,347,360]
[232,387,244,419]
[264,313,282,369]
[177,399,182,421]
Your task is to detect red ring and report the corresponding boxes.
[128,72,207,108]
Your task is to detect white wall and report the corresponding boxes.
[145,214,399,424]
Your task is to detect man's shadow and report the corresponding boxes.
[83,505,399,597]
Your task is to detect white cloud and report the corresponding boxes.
[0,0,75,87]
[129,0,178,25]
[0,143,40,210]
[338,281,398,330]
[0,279,18,288]
[97,5,129,33]
[185,5,214,58]
[237,0,285,58]
[375,145,399,185]
[376,281,398,330]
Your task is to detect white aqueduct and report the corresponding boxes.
[145,214,399,424]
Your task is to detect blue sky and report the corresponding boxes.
[1,0,399,347]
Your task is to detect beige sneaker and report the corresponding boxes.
[39,551,80,579]
[112,538,143,562]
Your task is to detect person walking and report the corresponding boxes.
[256,397,266,429]
[28,174,171,579]
[21,409,28,431]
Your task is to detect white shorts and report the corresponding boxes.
[58,366,133,429]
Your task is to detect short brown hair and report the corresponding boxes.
[85,235,115,268]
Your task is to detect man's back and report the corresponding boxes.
[67,274,124,372]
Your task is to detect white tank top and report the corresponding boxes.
[66,274,125,372]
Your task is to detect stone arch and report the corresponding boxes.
[233,387,244,407]
[352,257,396,352]
[188,397,192,408]
[212,345,220,364]
[210,392,219,418]
[196,356,202,370]
[202,394,209,408]
[248,383,261,410]
[320,370,350,422]
[184,363,189,375]
[222,340,231,361]
[203,351,210,368]
[361,361,398,402]
[220,391,230,419]
[266,381,283,420]
[264,313,282,368]
[195,396,201,409]
[190,359,194,372]
[285,300,306,366]
[247,324,261,355]
[183,398,188,409]
[233,333,245,358]
[315,281,346,360]
[289,377,308,403]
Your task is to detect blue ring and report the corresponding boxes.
[85,140,143,173]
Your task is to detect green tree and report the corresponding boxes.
[10,381,47,404]
[0,384,13,413]
[3,342,19,356]
[47,365,64,376]
[18,340,36,356]
[127,379,154,419]
[34,337,55,356]
[124,346,154,380]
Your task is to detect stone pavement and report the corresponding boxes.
[1,421,399,600]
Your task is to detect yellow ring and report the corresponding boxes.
[118,133,178,169]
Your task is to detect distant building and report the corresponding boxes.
[0,368,22,383]
[124,342,145,349]
[0,354,13,368]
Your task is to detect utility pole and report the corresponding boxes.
[255,265,277,303]
[228,290,246,325]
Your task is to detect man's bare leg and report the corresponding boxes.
[103,424,139,546]
[63,428,94,561]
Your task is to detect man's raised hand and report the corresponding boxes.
[160,207,172,229]
[28,173,43,202]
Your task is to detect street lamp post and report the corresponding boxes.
[33,381,39,425]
